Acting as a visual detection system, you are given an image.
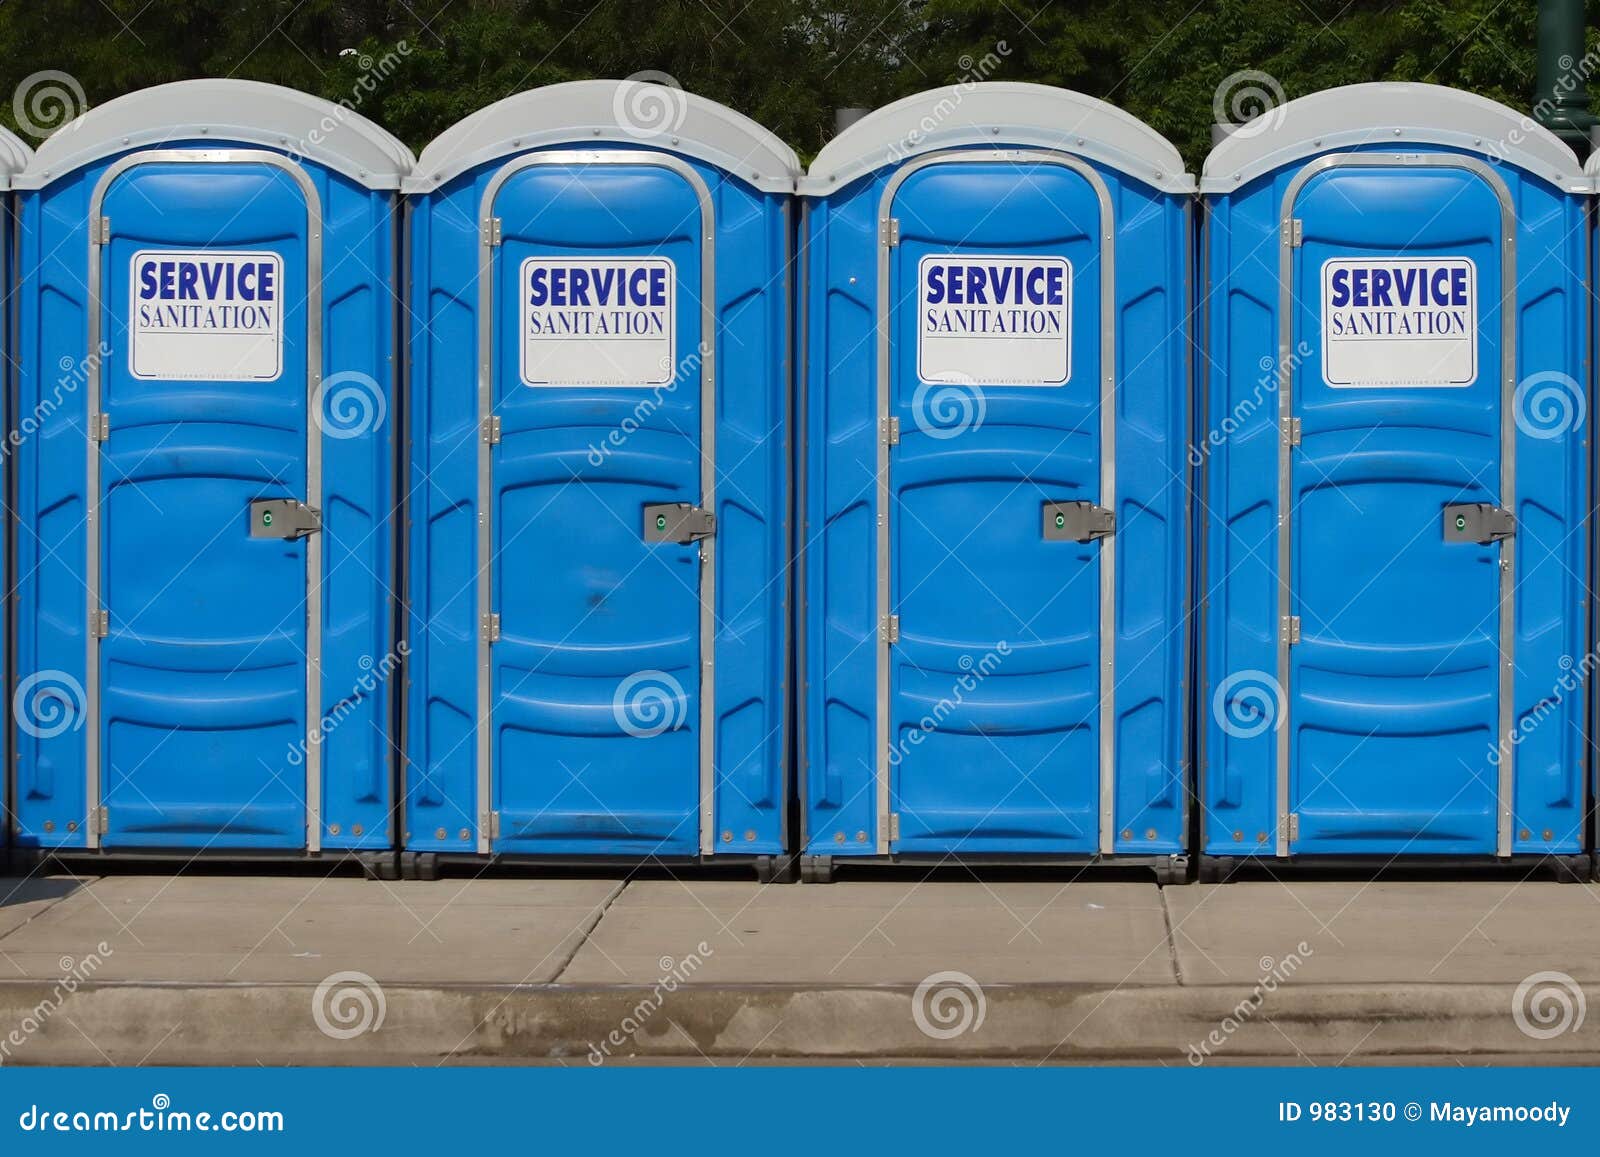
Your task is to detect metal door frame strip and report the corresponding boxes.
[874,148,1118,856]
[475,150,718,857]
[1275,152,1516,857]
[86,149,325,852]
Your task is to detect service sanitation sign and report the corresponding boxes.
[917,255,1072,386]
[520,257,675,387]
[129,250,284,381]
[1321,257,1477,387]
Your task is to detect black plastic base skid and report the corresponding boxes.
[1197,853,1592,884]
[797,853,1191,885]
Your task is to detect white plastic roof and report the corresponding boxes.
[1202,82,1587,193]
[0,126,31,188]
[16,79,414,190]
[406,80,800,193]
[800,82,1193,194]
[1579,138,1600,190]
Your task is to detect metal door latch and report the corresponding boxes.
[643,503,715,544]
[1042,501,1115,542]
[250,499,322,539]
[1443,503,1514,544]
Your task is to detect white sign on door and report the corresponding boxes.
[1321,257,1477,388]
[520,257,676,387]
[917,255,1072,386]
[129,250,284,382]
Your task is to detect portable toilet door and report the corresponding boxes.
[0,127,32,867]
[1199,83,1591,880]
[10,80,412,871]
[797,83,1195,883]
[403,81,797,880]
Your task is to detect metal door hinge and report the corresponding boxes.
[249,499,321,540]
[643,503,715,543]
[92,806,108,835]
[1042,500,1115,542]
[879,614,900,644]
[1443,503,1515,544]
[91,413,109,442]
[481,613,500,643]
[881,416,900,445]
[887,813,901,840]
[482,415,501,444]
[1281,615,1301,645]
[482,217,502,246]
[1283,218,1302,247]
[93,217,110,244]
[90,609,108,638]
[1285,813,1300,842]
[879,217,900,246]
[1282,416,1301,447]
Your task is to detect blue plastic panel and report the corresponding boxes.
[800,146,1191,858]
[1200,145,1588,858]
[405,145,789,858]
[13,140,398,853]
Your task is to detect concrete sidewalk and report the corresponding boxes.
[1,867,1597,1063]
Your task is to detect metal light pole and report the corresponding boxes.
[1534,0,1596,157]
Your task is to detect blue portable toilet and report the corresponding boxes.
[797,83,1195,883]
[10,81,412,873]
[402,81,797,880]
[1199,83,1591,880]
[0,127,32,866]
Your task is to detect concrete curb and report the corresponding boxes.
[0,981,1591,1064]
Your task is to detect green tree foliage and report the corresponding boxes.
[0,0,1583,166]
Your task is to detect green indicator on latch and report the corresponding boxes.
[263,510,274,527]
[1055,512,1066,529]
[1455,515,1466,530]
[656,514,667,531]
